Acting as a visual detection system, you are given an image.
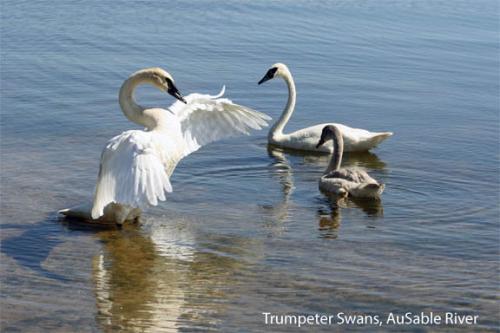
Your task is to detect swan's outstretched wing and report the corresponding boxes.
[169,86,271,156]
[91,88,269,219]
[91,130,176,219]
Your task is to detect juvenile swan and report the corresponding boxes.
[258,63,393,153]
[316,125,384,198]
[59,67,270,224]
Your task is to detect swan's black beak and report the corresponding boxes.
[168,84,187,104]
[258,67,278,85]
[258,75,271,85]
[316,138,325,149]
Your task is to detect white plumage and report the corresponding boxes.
[91,130,174,219]
[60,68,270,224]
[258,63,393,153]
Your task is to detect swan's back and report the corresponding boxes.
[320,167,384,198]
[282,123,392,153]
[325,167,376,184]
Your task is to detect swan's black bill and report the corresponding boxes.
[258,67,278,85]
[316,138,326,149]
[168,85,187,104]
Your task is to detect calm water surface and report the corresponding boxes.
[1,1,499,332]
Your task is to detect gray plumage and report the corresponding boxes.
[316,125,384,198]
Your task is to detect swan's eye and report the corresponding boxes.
[269,67,278,77]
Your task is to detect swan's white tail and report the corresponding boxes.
[372,132,393,143]
[359,132,393,151]
[59,202,141,225]
[58,203,93,220]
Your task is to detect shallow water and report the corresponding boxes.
[1,0,499,332]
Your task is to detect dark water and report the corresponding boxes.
[1,1,499,332]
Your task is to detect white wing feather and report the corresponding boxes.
[169,86,271,156]
[91,130,174,219]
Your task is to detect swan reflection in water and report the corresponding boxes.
[268,145,387,170]
[266,146,385,238]
[67,215,252,332]
[258,147,296,236]
[317,194,384,239]
[81,218,193,332]
[71,147,386,331]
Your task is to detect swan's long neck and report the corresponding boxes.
[268,71,296,142]
[325,129,344,174]
[119,73,162,130]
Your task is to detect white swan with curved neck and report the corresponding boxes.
[59,67,270,224]
[316,125,384,198]
[258,63,393,153]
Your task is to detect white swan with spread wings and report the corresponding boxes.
[59,67,270,224]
